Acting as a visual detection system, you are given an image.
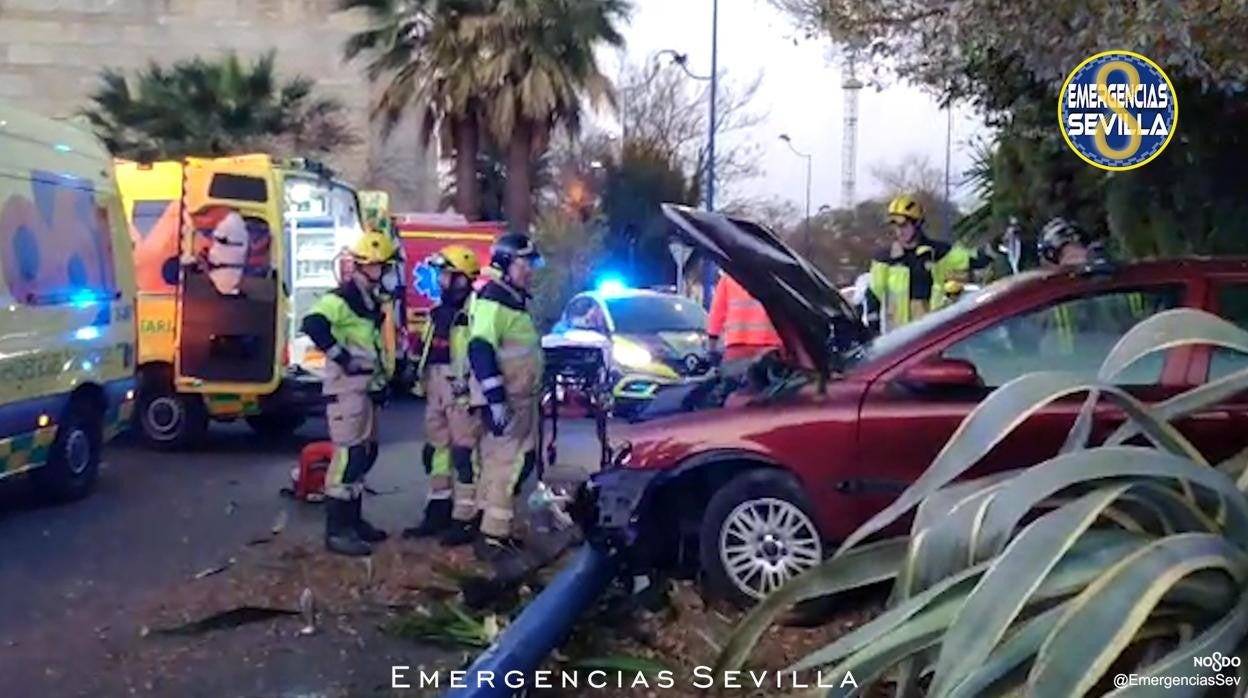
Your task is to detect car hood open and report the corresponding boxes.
[661,204,866,375]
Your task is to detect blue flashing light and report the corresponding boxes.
[70,290,99,308]
[74,326,101,341]
[596,276,628,297]
[54,144,72,153]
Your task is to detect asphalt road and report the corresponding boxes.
[0,400,601,698]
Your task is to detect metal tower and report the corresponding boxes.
[841,50,863,210]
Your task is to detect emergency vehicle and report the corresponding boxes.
[0,101,138,500]
[115,155,366,449]
[393,213,504,395]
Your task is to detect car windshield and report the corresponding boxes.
[607,295,708,334]
[846,271,1050,364]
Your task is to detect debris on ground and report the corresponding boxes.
[153,606,299,637]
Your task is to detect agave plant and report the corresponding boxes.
[718,308,1248,697]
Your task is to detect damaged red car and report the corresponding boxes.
[573,204,1248,605]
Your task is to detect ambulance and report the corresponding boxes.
[0,101,138,500]
[115,155,368,449]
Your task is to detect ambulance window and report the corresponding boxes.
[131,200,172,240]
[208,174,268,202]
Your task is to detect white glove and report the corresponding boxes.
[487,402,511,435]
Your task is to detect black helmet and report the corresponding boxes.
[1037,217,1092,265]
[490,232,543,272]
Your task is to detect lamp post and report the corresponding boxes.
[779,134,812,233]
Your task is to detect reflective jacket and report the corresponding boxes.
[867,236,971,332]
[707,275,783,360]
[418,300,471,380]
[301,280,389,392]
[467,279,542,407]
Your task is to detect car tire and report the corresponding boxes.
[136,382,208,450]
[31,400,103,503]
[245,413,306,438]
[698,469,825,606]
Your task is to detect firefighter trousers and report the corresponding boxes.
[423,364,482,520]
[325,392,380,501]
[476,395,539,539]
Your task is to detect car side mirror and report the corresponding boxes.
[900,356,983,388]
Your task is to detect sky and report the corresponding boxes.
[597,0,990,214]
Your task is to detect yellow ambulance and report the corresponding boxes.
[115,155,366,449]
[0,101,138,500]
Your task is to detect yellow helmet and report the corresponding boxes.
[429,244,480,277]
[350,230,398,265]
[887,194,925,224]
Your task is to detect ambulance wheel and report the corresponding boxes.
[137,384,208,450]
[245,413,306,438]
[31,400,103,503]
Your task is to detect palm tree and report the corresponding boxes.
[341,0,490,220]
[82,51,355,160]
[469,0,631,233]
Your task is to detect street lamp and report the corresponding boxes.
[779,134,812,232]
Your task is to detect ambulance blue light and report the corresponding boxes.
[596,276,628,297]
[70,290,98,308]
[74,326,101,341]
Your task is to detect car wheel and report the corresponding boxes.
[137,383,208,450]
[245,413,306,438]
[31,400,103,503]
[699,469,824,605]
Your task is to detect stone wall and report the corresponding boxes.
[0,0,440,211]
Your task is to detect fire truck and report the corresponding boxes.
[393,213,504,396]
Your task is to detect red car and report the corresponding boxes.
[574,204,1248,604]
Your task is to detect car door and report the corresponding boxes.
[852,282,1192,517]
[1174,277,1248,463]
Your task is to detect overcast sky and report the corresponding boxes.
[596,0,990,214]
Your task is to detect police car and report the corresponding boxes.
[544,279,711,419]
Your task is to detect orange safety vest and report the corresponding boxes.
[707,276,783,359]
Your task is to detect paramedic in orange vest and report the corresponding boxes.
[707,270,783,378]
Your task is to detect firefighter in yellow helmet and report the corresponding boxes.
[402,245,483,539]
[865,194,971,333]
[301,230,398,557]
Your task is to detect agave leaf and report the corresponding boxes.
[905,481,1007,600]
[788,532,1147,675]
[569,655,677,677]
[978,447,1248,557]
[1123,483,1221,535]
[944,605,1067,698]
[1027,533,1248,697]
[1099,309,1248,383]
[931,484,1135,696]
[1107,365,1248,447]
[838,372,1204,556]
[819,604,949,698]
[713,537,908,675]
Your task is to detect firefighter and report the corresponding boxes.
[402,245,482,539]
[706,269,783,382]
[301,230,397,557]
[866,194,971,332]
[459,233,544,562]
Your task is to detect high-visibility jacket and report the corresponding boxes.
[1051,292,1148,354]
[301,281,389,392]
[467,279,543,408]
[707,275,783,360]
[418,301,471,380]
[867,236,970,332]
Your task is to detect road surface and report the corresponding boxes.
[0,400,601,698]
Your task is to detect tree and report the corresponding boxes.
[871,153,964,240]
[341,0,490,220]
[438,142,554,221]
[600,141,694,287]
[616,57,767,205]
[82,51,356,160]
[470,0,632,233]
[529,208,607,330]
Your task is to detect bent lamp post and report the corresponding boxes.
[442,545,619,698]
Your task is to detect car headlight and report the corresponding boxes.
[612,340,652,369]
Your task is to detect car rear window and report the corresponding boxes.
[208,174,268,202]
[1209,283,1248,381]
[607,296,707,334]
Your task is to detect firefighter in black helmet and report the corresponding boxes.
[452,232,545,562]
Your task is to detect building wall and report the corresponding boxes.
[0,0,439,211]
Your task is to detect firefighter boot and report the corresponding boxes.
[325,498,372,557]
[403,497,452,539]
[439,512,481,548]
[351,497,389,543]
